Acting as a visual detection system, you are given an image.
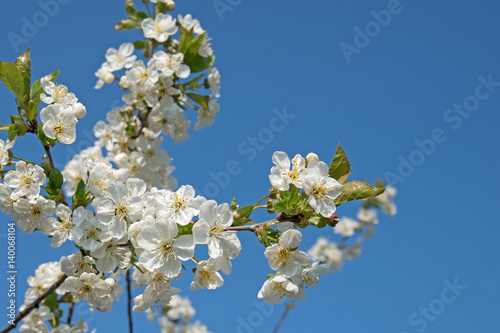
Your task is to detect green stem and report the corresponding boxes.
[11,155,32,164]
[255,193,271,206]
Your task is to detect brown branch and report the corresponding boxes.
[1,274,68,333]
[66,302,74,325]
[126,269,134,333]
[272,302,295,333]
[225,214,306,233]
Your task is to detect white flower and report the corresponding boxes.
[132,271,180,312]
[156,185,206,225]
[269,152,306,191]
[190,259,224,291]
[91,237,132,273]
[72,207,111,251]
[0,138,14,166]
[302,159,343,217]
[105,43,137,71]
[307,237,343,273]
[193,98,219,131]
[40,104,77,144]
[292,262,330,288]
[49,204,82,248]
[61,252,96,277]
[0,184,14,213]
[334,217,360,238]
[257,275,305,304]
[177,14,204,34]
[13,197,55,234]
[165,295,196,321]
[19,305,53,332]
[4,161,46,200]
[151,51,190,78]
[95,178,146,238]
[345,238,363,260]
[137,219,195,278]
[193,200,241,259]
[141,13,178,43]
[207,67,221,98]
[40,78,77,105]
[264,229,310,277]
[65,272,112,311]
[134,136,171,172]
[357,208,379,225]
[95,63,115,89]
[198,35,213,57]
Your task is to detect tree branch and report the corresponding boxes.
[1,274,68,333]
[126,269,134,333]
[272,302,295,333]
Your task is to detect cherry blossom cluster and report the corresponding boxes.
[18,259,92,332]
[308,185,398,273]
[145,295,211,333]
[39,78,87,145]
[269,151,343,218]
[0,0,396,331]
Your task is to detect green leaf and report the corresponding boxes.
[27,98,39,122]
[125,0,137,18]
[308,215,328,228]
[133,40,146,50]
[7,125,18,141]
[155,1,168,14]
[183,32,206,64]
[334,180,385,206]
[188,54,215,73]
[0,62,29,106]
[114,19,139,30]
[30,69,59,101]
[237,205,254,218]
[43,292,59,312]
[136,11,148,21]
[186,93,209,109]
[179,26,195,55]
[14,47,31,91]
[230,198,237,211]
[48,168,63,190]
[329,143,352,183]
[74,179,86,202]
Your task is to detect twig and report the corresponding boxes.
[0,274,68,333]
[126,269,134,333]
[67,302,74,325]
[272,302,295,333]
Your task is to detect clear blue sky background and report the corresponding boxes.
[0,0,499,332]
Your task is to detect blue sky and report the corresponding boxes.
[0,0,499,332]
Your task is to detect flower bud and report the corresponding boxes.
[72,103,87,119]
[165,1,175,11]
[305,152,319,165]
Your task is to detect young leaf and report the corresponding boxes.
[0,62,29,106]
[237,205,254,218]
[188,54,215,73]
[14,47,31,90]
[334,180,385,206]
[125,0,137,19]
[114,19,139,30]
[186,93,209,109]
[329,143,352,182]
[30,69,59,101]
[133,40,146,50]
[48,168,64,190]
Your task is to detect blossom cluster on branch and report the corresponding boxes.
[0,1,397,332]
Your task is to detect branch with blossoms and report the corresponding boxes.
[0,1,393,333]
